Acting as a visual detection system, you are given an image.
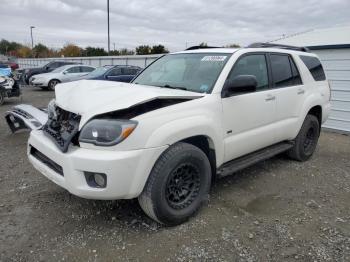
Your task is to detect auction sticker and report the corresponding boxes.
[201,56,227,62]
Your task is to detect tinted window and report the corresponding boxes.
[228,54,269,90]
[66,66,80,73]
[80,66,94,73]
[107,68,122,76]
[270,54,294,88]
[300,55,326,81]
[289,56,302,85]
[47,62,59,69]
[122,68,138,75]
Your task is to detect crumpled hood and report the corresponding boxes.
[55,80,203,127]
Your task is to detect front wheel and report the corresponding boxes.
[288,115,320,161]
[48,79,60,91]
[138,142,212,226]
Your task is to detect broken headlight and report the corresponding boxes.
[79,119,137,146]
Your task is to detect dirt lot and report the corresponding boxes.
[0,87,349,262]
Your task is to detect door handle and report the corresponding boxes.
[297,89,305,95]
[265,95,276,101]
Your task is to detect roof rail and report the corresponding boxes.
[247,42,309,52]
[185,45,220,51]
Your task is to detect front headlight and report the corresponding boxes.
[79,119,137,146]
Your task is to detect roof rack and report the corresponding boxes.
[185,45,220,51]
[247,42,309,52]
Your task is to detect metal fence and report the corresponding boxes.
[17,54,162,69]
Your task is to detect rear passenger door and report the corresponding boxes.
[222,53,278,162]
[269,53,305,141]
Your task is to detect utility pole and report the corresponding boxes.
[113,42,116,51]
[107,0,110,55]
[30,26,35,49]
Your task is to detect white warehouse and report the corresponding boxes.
[273,25,350,132]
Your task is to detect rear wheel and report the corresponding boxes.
[288,115,320,161]
[48,79,60,91]
[138,142,211,226]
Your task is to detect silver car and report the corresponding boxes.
[30,64,96,90]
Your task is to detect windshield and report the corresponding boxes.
[87,66,111,78]
[132,53,231,93]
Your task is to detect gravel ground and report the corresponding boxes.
[0,87,349,262]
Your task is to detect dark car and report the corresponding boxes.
[19,61,79,84]
[80,65,142,83]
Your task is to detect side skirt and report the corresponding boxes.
[217,142,294,178]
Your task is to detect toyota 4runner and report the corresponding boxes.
[6,43,331,225]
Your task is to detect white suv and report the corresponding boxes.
[6,43,331,225]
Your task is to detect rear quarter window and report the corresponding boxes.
[299,55,326,81]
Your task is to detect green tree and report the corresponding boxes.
[84,46,108,56]
[199,42,208,47]
[119,48,134,55]
[225,43,240,48]
[136,45,151,55]
[0,39,22,55]
[33,43,49,58]
[150,45,169,54]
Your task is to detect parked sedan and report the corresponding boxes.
[79,65,142,83]
[19,60,79,84]
[30,64,95,90]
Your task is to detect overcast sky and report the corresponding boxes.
[1,0,350,51]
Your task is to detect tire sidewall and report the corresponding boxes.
[48,80,59,91]
[151,145,211,225]
[297,115,320,160]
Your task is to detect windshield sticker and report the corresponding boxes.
[201,56,227,62]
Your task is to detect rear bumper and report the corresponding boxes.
[28,130,167,200]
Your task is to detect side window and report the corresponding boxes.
[289,56,302,85]
[107,68,122,76]
[122,67,137,75]
[80,66,94,73]
[228,54,269,90]
[299,55,326,81]
[270,54,294,88]
[48,62,59,69]
[66,66,80,73]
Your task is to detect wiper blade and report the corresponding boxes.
[162,84,187,90]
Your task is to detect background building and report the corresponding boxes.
[273,25,350,132]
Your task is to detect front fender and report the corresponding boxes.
[144,115,225,167]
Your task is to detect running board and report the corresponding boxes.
[217,142,294,177]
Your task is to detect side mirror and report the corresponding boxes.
[222,75,257,97]
[63,71,67,75]
[45,66,50,71]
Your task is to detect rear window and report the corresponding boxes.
[300,55,326,81]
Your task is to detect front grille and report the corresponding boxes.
[30,147,64,176]
[43,106,80,153]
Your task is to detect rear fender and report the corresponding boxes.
[5,104,48,133]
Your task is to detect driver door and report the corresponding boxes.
[222,53,278,162]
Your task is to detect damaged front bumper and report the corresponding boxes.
[5,104,48,132]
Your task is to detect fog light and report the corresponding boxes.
[94,173,105,187]
[84,172,107,188]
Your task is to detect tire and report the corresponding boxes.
[48,79,60,91]
[138,142,212,226]
[288,115,320,161]
[0,92,4,105]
